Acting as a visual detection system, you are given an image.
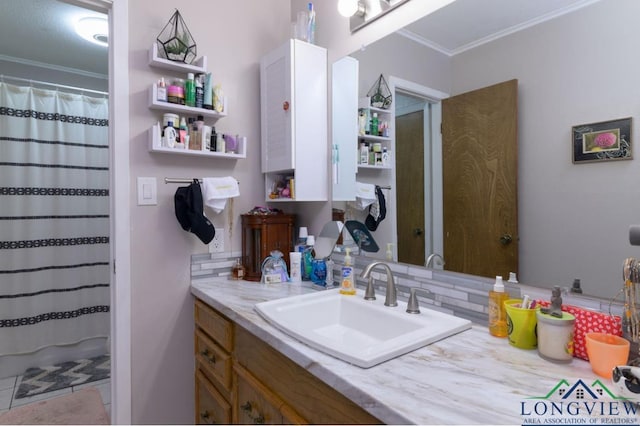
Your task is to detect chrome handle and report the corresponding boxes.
[413,228,423,236]
[500,234,513,245]
[406,288,421,314]
[200,349,216,365]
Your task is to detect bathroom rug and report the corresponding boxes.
[14,354,110,399]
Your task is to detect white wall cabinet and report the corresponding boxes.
[331,57,359,201]
[260,39,327,202]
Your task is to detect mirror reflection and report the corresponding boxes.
[333,0,640,300]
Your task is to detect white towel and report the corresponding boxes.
[352,181,376,210]
[201,177,240,213]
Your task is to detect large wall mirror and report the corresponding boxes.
[332,0,640,300]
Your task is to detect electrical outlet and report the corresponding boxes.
[209,230,224,253]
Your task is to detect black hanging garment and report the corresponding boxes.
[365,185,386,231]
[174,179,216,244]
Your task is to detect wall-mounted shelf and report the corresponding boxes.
[358,134,391,142]
[358,164,392,170]
[148,124,246,159]
[148,43,207,73]
[148,84,227,119]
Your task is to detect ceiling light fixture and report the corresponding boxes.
[338,0,366,17]
[75,16,108,47]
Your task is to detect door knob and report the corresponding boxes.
[413,228,423,236]
[500,234,513,245]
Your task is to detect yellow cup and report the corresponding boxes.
[504,299,538,349]
[585,332,630,379]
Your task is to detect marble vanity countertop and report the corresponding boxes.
[191,278,615,425]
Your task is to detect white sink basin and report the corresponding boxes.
[254,288,471,368]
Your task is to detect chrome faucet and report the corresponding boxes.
[360,261,397,307]
[426,253,445,269]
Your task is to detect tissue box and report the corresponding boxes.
[535,300,623,360]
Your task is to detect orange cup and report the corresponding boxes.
[585,332,630,379]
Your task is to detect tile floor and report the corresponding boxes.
[0,374,110,417]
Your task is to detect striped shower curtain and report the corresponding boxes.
[0,82,110,356]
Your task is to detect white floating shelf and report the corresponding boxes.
[358,134,391,142]
[358,164,392,170]
[148,43,207,73]
[148,84,227,119]
[148,124,246,159]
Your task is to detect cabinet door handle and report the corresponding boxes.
[241,401,265,424]
[500,234,513,245]
[283,101,289,111]
[200,349,216,365]
[200,410,215,424]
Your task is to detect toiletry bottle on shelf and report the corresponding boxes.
[386,243,393,261]
[195,74,204,109]
[339,248,356,295]
[209,127,217,152]
[488,275,509,337]
[185,73,195,107]
[370,113,379,136]
[157,77,167,102]
[307,2,316,45]
[382,147,390,166]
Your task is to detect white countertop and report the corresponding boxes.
[191,278,609,425]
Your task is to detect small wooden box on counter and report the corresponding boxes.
[241,213,295,281]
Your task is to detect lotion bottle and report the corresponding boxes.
[488,275,509,337]
[339,248,356,295]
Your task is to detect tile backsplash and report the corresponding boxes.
[191,252,623,325]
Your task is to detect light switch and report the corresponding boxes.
[137,177,157,205]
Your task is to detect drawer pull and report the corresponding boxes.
[241,401,265,424]
[200,349,216,364]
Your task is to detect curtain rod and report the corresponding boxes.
[0,74,108,96]
[165,177,239,184]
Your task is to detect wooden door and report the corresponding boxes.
[442,79,518,278]
[396,110,426,266]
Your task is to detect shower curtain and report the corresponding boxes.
[0,82,110,356]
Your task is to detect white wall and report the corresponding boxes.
[451,0,640,299]
[127,1,290,422]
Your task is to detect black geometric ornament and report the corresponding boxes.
[367,74,392,109]
[156,10,197,64]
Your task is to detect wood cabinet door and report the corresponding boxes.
[235,365,285,424]
[195,370,231,425]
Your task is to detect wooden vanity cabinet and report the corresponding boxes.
[194,298,381,425]
[194,299,234,424]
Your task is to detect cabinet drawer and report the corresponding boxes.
[234,364,306,425]
[195,328,232,392]
[235,327,381,424]
[195,299,233,352]
[195,370,231,425]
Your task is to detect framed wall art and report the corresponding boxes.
[572,117,632,163]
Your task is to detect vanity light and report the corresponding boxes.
[75,16,108,47]
[338,0,366,17]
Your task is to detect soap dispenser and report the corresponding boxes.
[488,275,509,337]
[339,248,356,295]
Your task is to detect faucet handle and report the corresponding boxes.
[364,277,376,300]
[406,288,430,314]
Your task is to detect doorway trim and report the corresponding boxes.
[66,0,131,423]
[387,76,448,263]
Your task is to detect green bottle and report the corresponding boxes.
[185,73,195,107]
